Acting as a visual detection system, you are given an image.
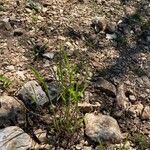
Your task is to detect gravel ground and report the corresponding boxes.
[0,0,150,149]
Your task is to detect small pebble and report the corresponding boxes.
[129,95,136,102]
[106,33,117,40]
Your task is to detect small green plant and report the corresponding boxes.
[97,139,104,150]
[30,67,52,102]
[134,134,150,150]
[130,13,142,22]
[0,75,11,89]
[31,48,87,140]
[27,0,40,12]
[31,15,38,24]
[52,49,86,134]
[0,5,5,12]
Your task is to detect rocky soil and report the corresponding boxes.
[0,0,150,149]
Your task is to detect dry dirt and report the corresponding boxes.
[0,0,150,149]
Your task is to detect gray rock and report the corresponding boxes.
[17,80,49,107]
[1,18,12,30]
[96,78,116,97]
[0,96,25,126]
[0,126,32,150]
[84,113,122,143]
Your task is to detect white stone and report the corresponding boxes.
[106,33,117,40]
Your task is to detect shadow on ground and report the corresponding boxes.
[65,0,150,81]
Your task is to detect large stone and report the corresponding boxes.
[96,78,116,97]
[0,126,32,150]
[84,113,122,143]
[17,81,49,107]
[0,96,25,126]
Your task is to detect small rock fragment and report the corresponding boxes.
[116,83,129,109]
[42,52,54,59]
[84,113,123,143]
[13,28,24,36]
[128,102,144,118]
[34,129,47,144]
[113,141,133,150]
[1,18,12,30]
[83,146,92,150]
[91,16,107,33]
[141,106,150,120]
[6,65,15,71]
[16,71,26,80]
[96,77,116,97]
[129,94,136,102]
[78,102,101,113]
[106,33,117,40]
[105,23,116,33]
[0,126,32,150]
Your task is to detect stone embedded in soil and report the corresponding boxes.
[116,83,129,110]
[0,126,32,150]
[105,22,117,34]
[129,94,136,102]
[141,106,150,120]
[83,146,92,150]
[13,28,24,36]
[78,102,101,113]
[34,129,47,144]
[95,77,116,97]
[32,143,51,150]
[17,80,49,107]
[91,16,107,33]
[6,65,15,71]
[128,102,144,118]
[42,52,54,59]
[1,18,12,30]
[106,33,117,40]
[84,113,123,143]
[0,96,25,126]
